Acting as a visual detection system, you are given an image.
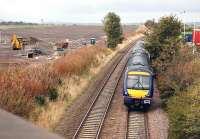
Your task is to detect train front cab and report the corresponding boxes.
[123,71,154,109]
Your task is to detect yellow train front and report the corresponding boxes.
[123,41,154,109]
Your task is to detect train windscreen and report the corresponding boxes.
[127,75,150,90]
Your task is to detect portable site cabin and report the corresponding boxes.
[193,29,200,45]
[90,38,96,45]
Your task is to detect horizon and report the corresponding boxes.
[0,0,200,24]
[1,21,200,26]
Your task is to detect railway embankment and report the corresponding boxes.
[158,47,200,138]
[0,32,143,131]
[145,15,200,138]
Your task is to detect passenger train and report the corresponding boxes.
[123,40,154,109]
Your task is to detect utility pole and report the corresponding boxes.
[180,10,186,38]
[0,31,1,44]
[184,21,186,38]
[41,19,44,24]
[193,23,196,54]
[184,11,186,38]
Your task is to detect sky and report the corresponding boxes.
[0,0,200,23]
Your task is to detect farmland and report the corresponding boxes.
[0,25,137,69]
[0,25,137,41]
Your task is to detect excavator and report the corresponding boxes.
[11,34,24,50]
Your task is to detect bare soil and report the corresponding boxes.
[0,45,39,70]
[0,25,136,69]
[147,84,169,139]
[1,25,136,42]
[99,77,127,139]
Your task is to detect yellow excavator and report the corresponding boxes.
[11,34,23,50]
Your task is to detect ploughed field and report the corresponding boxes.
[0,25,136,42]
[0,25,137,69]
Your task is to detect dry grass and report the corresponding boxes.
[52,47,110,76]
[0,46,112,129]
[31,47,111,129]
[0,47,109,118]
[0,64,59,117]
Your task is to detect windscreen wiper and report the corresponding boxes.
[138,80,144,90]
[132,80,144,89]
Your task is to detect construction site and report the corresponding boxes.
[0,25,136,70]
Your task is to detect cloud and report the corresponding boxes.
[0,0,199,23]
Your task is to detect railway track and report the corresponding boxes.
[72,41,136,139]
[125,111,149,139]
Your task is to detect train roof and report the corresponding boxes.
[131,49,150,58]
[126,40,152,75]
[135,40,144,46]
[126,65,153,75]
[132,41,149,55]
[127,55,149,67]
[131,40,150,62]
[132,45,144,51]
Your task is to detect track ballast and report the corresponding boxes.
[73,42,135,139]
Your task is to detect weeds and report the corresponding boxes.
[157,46,200,138]
[35,95,46,106]
[167,84,200,139]
[157,47,200,106]
[52,46,109,76]
[48,88,58,101]
[0,46,109,119]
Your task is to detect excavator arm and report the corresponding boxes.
[11,34,22,50]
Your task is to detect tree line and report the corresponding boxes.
[0,21,38,25]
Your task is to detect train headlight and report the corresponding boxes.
[124,91,128,96]
[146,90,151,97]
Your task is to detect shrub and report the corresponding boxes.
[157,47,200,138]
[144,19,156,29]
[144,15,200,139]
[145,15,182,72]
[48,88,58,101]
[157,47,200,105]
[35,95,46,106]
[103,12,123,48]
[167,84,200,139]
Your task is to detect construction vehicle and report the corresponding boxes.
[11,34,28,50]
[55,39,69,51]
[11,34,23,50]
